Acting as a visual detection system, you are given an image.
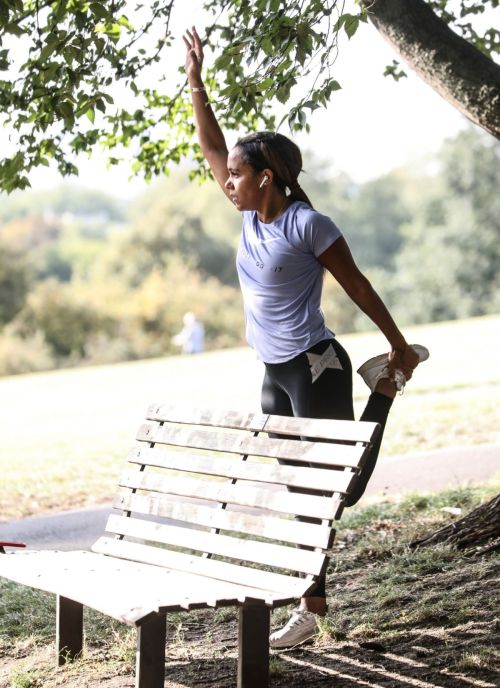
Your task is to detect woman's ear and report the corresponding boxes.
[258,168,274,188]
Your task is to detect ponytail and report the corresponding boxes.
[288,181,313,209]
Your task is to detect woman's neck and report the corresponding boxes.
[257,194,290,223]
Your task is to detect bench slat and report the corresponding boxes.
[113,492,332,549]
[0,551,300,624]
[105,515,325,575]
[146,404,379,443]
[92,537,310,598]
[264,415,379,443]
[146,404,270,432]
[128,446,354,493]
[136,424,367,468]
[118,469,343,520]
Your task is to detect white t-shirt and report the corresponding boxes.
[236,201,342,363]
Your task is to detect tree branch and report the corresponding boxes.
[364,0,500,139]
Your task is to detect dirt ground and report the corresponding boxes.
[1,618,498,688]
[1,556,498,688]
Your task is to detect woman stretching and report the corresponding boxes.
[184,27,428,649]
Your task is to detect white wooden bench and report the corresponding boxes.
[0,404,380,688]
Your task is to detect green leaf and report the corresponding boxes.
[0,3,10,23]
[274,59,291,75]
[86,107,95,123]
[5,22,24,37]
[75,12,86,31]
[40,37,58,62]
[303,100,320,111]
[90,2,109,20]
[261,37,274,56]
[383,59,407,81]
[326,80,341,96]
[276,83,291,104]
[118,15,134,31]
[256,77,274,90]
[214,53,232,70]
[58,102,74,119]
[344,15,360,39]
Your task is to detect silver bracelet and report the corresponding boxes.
[191,86,206,93]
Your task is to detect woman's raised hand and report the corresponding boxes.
[183,26,204,83]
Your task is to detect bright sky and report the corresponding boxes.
[25,0,481,196]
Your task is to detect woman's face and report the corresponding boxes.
[225,147,264,211]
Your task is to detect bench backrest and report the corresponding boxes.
[92,404,380,599]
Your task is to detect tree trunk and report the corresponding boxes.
[410,494,500,553]
[364,0,500,140]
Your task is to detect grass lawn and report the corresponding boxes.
[1,483,498,687]
[0,314,499,520]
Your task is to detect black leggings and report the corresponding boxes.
[261,338,393,598]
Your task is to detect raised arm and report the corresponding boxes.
[183,27,230,194]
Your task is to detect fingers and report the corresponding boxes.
[390,346,419,371]
[192,26,201,46]
[388,345,418,384]
[401,366,413,381]
[192,26,204,60]
[183,26,203,65]
[401,346,420,371]
[184,27,201,47]
[387,349,407,379]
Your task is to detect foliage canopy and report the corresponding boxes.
[0,0,498,192]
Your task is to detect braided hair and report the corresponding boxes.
[235,131,313,208]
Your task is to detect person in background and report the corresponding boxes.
[172,311,205,354]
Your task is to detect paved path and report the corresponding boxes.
[1,444,498,551]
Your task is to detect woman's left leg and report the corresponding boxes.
[263,340,355,625]
[299,341,397,610]
[268,340,398,646]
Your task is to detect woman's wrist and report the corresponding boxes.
[188,76,205,90]
[390,336,407,353]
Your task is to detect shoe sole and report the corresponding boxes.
[357,344,429,375]
[270,632,317,649]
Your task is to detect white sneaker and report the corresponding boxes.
[269,608,318,649]
[357,344,429,393]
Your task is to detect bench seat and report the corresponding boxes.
[0,404,380,687]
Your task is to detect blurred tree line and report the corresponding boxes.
[0,127,498,376]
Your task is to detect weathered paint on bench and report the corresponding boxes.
[0,404,380,688]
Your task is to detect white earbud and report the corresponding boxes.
[259,175,269,189]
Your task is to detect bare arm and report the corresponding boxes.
[183,27,230,195]
[319,237,419,378]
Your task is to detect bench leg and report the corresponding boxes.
[238,603,270,688]
[56,595,83,666]
[135,612,166,688]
